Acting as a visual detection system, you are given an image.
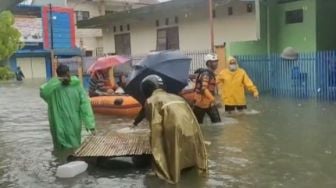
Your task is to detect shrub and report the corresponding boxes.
[0,66,15,80]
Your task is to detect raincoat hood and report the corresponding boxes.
[228,56,239,66]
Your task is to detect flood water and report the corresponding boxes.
[1,80,336,188]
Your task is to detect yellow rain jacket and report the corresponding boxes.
[145,89,208,184]
[217,58,258,106]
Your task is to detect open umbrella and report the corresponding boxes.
[125,51,191,104]
[87,55,130,73]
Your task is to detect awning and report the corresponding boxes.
[77,0,209,29]
[14,48,83,57]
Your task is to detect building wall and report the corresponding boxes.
[67,0,103,55]
[271,0,316,53]
[316,0,336,51]
[101,0,258,55]
[229,0,317,56]
[33,0,66,6]
[229,2,268,56]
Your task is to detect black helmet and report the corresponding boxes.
[141,74,164,98]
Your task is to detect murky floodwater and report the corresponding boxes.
[1,80,336,188]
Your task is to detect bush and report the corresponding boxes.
[0,66,14,80]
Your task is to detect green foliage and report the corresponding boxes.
[0,11,23,62]
[0,66,14,80]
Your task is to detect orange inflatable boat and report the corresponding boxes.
[90,95,142,117]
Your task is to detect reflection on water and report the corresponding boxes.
[1,80,336,188]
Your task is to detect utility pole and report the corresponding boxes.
[49,3,57,77]
[208,0,214,52]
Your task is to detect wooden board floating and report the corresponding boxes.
[74,131,151,158]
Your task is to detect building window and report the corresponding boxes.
[228,7,233,15]
[247,3,253,13]
[165,18,169,25]
[96,47,104,57]
[115,33,131,55]
[286,9,303,24]
[174,16,179,24]
[75,11,90,21]
[127,24,130,31]
[120,25,123,32]
[157,27,179,51]
[105,10,114,15]
[278,0,302,4]
[85,50,93,57]
[212,9,216,18]
[113,26,117,32]
[156,20,160,27]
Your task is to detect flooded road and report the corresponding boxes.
[1,80,336,188]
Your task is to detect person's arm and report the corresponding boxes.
[40,78,61,102]
[79,86,96,131]
[200,73,215,102]
[133,107,146,126]
[20,71,25,78]
[216,72,224,96]
[242,71,259,98]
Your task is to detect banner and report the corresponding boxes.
[14,16,43,43]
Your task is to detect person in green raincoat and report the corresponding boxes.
[40,64,95,150]
[140,74,208,184]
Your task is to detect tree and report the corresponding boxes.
[0,11,22,65]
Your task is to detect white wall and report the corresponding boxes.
[67,0,103,56]
[130,21,157,54]
[102,29,116,54]
[100,0,258,54]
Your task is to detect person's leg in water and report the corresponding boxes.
[236,105,247,112]
[225,105,235,114]
[206,105,221,123]
[193,106,206,124]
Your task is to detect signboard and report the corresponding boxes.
[14,16,43,43]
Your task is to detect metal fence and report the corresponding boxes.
[236,51,336,101]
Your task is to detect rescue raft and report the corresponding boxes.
[90,85,195,117]
[90,95,141,117]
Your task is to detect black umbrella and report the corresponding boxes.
[125,51,191,103]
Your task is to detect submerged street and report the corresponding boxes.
[1,81,336,188]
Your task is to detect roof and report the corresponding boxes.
[77,0,209,28]
[0,0,25,12]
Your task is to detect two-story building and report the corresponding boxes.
[77,0,260,56]
[9,4,80,80]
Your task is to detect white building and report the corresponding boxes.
[20,0,158,57]
[66,0,158,57]
[77,0,260,56]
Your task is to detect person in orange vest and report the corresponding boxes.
[193,53,221,124]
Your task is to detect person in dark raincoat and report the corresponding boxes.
[40,64,95,150]
[15,66,25,81]
[140,74,208,184]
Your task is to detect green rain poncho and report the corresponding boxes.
[40,76,95,150]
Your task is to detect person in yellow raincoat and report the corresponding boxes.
[140,74,208,184]
[40,64,95,150]
[217,56,259,112]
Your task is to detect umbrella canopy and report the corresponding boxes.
[87,55,130,73]
[125,51,191,104]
